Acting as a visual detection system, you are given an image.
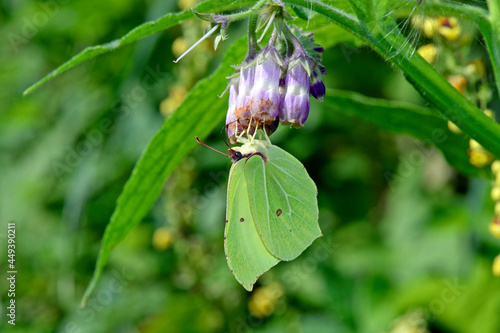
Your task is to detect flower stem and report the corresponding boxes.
[246,3,265,60]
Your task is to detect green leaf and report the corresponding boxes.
[81,37,247,306]
[291,5,311,21]
[323,89,486,177]
[23,0,255,96]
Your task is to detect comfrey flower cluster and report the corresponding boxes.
[176,2,326,144]
[225,19,326,143]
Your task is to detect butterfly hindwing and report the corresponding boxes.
[244,145,322,261]
[225,160,280,291]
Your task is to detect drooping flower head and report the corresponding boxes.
[276,26,326,127]
[279,52,310,128]
[226,45,283,143]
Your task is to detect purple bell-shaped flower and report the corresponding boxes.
[279,53,311,128]
[249,46,282,123]
[225,81,240,143]
[226,45,282,142]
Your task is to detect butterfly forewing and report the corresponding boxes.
[225,160,280,291]
[245,146,322,261]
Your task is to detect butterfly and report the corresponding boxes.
[224,137,322,291]
[197,134,322,290]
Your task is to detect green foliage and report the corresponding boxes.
[323,89,483,177]
[6,0,500,332]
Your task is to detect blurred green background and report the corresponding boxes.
[1,0,500,332]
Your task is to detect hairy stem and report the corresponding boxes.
[283,0,500,159]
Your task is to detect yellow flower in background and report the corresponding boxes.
[469,149,494,168]
[437,17,462,41]
[410,15,438,38]
[178,0,197,10]
[492,160,500,174]
[484,109,495,119]
[248,283,284,318]
[418,44,438,64]
[495,202,500,217]
[447,121,462,134]
[490,216,500,239]
[172,37,190,59]
[160,85,188,116]
[447,75,467,94]
[468,138,494,168]
[464,59,486,80]
[152,227,174,251]
[412,16,462,41]
[491,187,500,202]
[493,254,500,277]
[423,18,439,38]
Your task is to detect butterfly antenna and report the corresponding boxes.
[220,125,230,148]
[196,137,229,157]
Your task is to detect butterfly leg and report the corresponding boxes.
[262,126,272,144]
[234,120,247,144]
[249,117,260,143]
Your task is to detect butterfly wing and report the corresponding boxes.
[244,146,322,261]
[225,160,280,291]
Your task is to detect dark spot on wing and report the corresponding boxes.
[240,218,245,222]
[276,209,282,216]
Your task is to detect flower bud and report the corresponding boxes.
[493,254,500,277]
[418,44,438,64]
[447,75,467,94]
[492,186,500,202]
[469,149,493,168]
[490,216,500,239]
[484,109,495,119]
[248,282,284,318]
[468,139,494,168]
[153,227,174,251]
[310,70,326,102]
[495,202,500,216]
[279,53,310,128]
[491,160,500,174]
[438,17,461,41]
[447,120,462,134]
